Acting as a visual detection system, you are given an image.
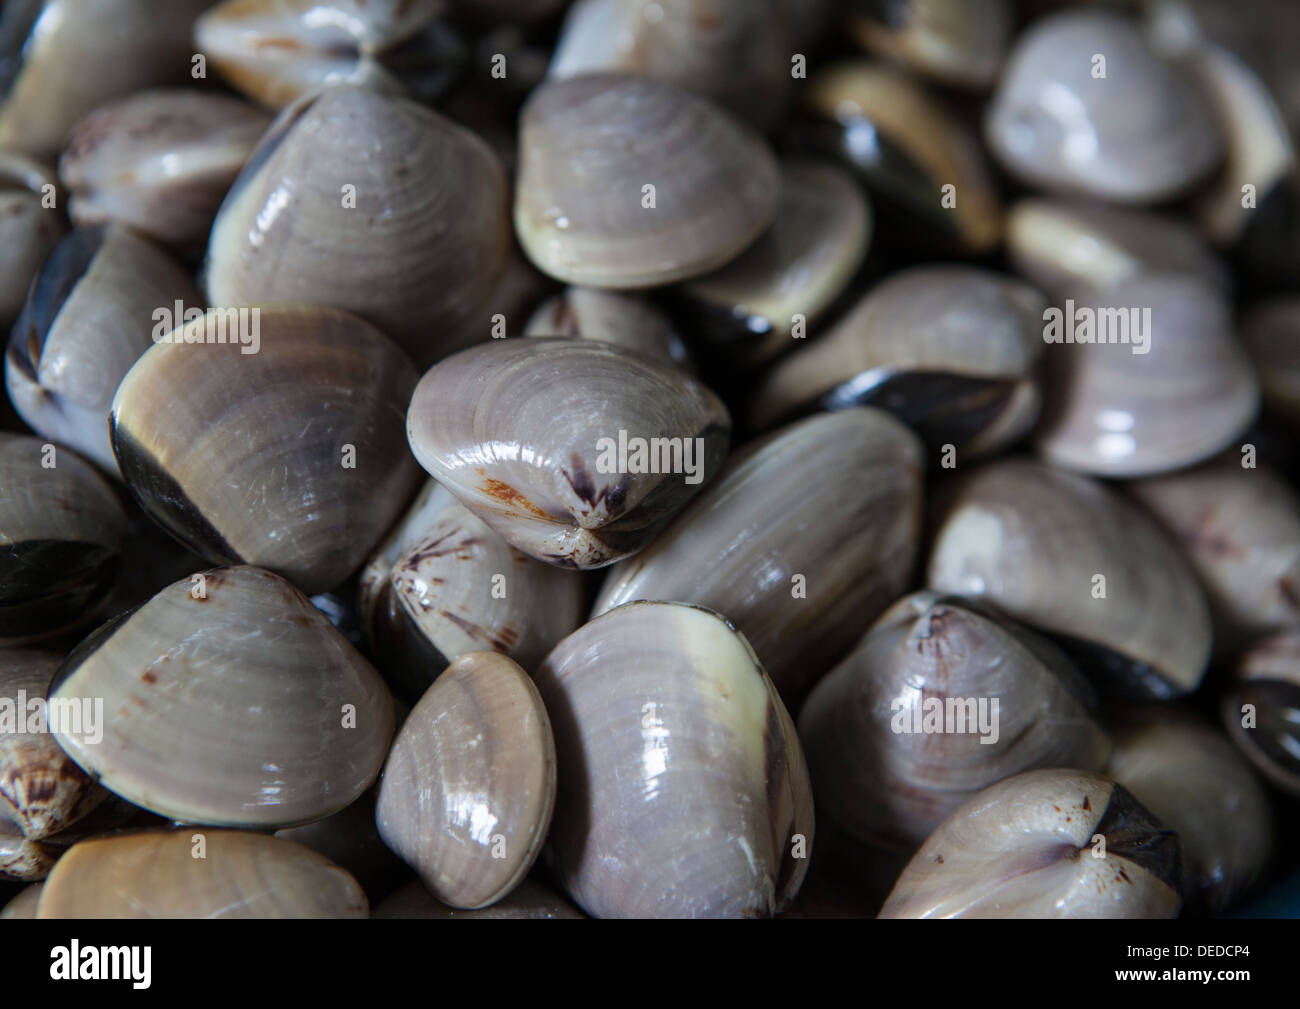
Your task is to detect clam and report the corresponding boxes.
[534,601,814,918]
[0,649,99,841]
[547,0,793,130]
[514,74,781,288]
[0,883,42,918]
[0,153,65,329]
[1223,631,1300,798]
[1034,275,1259,478]
[798,592,1112,851]
[0,433,126,644]
[749,266,1045,459]
[1242,298,1300,430]
[6,224,202,475]
[373,877,584,918]
[846,0,1012,89]
[58,90,272,253]
[406,338,730,569]
[1107,704,1273,913]
[0,822,56,881]
[37,830,368,918]
[676,159,872,365]
[49,565,395,828]
[1129,459,1300,642]
[927,458,1213,699]
[204,85,511,363]
[525,288,694,373]
[878,769,1182,918]
[0,0,214,160]
[110,305,421,595]
[376,652,556,909]
[798,62,1002,254]
[593,409,924,702]
[986,10,1222,203]
[0,792,146,883]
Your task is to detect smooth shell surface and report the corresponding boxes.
[372,877,584,918]
[110,305,421,595]
[524,287,693,372]
[37,830,368,918]
[927,459,1212,698]
[407,338,730,569]
[0,153,65,328]
[49,566,395,828]
[514,74,781,288]
[848,0,1011,88]
[593,409,924,702]
[1242,298,1300,429]
[1224,632,1300,797]
[376,652,556,909]
[535,602,814,918]
[879,769,1182,918]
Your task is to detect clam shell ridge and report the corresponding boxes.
[534,601,814,918]
[49,566,395,828]
[406,338,731,569]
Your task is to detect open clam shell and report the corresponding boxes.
[0,152,65,329]
[593,409,924,702]
[406,338,730,569]
[110,305,421,596]
[514,74,781,288]
[927,458,1213,699]
[1223,631,1300,798]
[846,0,1012,89]
[534,601,814,918]
[49,565,395,828]
[798,592,1112,850]
[376,652,556,909]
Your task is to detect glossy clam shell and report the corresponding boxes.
[514,74,781,288]
[535,601,814,918]
[205,85,510,362]
[548,0,793,129]
[985,11,1222,202]
[878,769,1182,918]
[593,409,924,702]
[6,225,202,474]
[406,338,730,569]
[525,287,693,372]
[799,592,1112,850]
[376,652,556,909]
[59,89,272,251]
[1034,276,1259,478]
[801,62,1001,253]
[1107,704,1272,913]
[679,160,872,364]
[847,0,1012,89]
[372,877,584,918]
[110,305,421,595]
[0,433,126,643]
[927,458,1212,698]
[1223,631,1300,798]
[0,153,65,328]
[49,565,395,828]
[1242,298,1300,429]
[37,830,368,918]
[0,649,97,840]
[1129,459,1300,641]
[749,265,1044,457]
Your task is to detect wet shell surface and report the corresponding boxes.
[524,287,693,373]
[927,459,1213,698]
[376,652,556,909]
[534,601,814,918]
[514,74,781,288]
[37,830,369,918]
[406,338,730,569]
[593,409,924,702]
[49,565,395,828]
[110,305,421,595]
[1223,631,1300,798]
[0,153,65,328]
[372,877,584,918]
[847,0,1012,89]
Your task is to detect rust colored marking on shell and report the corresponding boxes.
[141,670,157,685]
[438,609,514,653]
[253,36,306,52]
[481,478,551,519]
[1083,795,1091,811]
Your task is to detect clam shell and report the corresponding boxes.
[593,409,924,702]
[985,10,1222,202]
[205,85,510,363]
[514,74,781,288]
[49,565,395,828]
[0,822,56,881]
[37,830,368,918]
[0,883,41,918]
[372,877,584,918]
[847,0,1012,89]
[878,769,1182,918]
[535,601,814,918]
[376,652,556,909]
[1223,631,1300,798]
[799,592,1112,850]
[110,305,421,595]
[1242,297,1300,430]
[926,458,1212,698]
[1034,276,1259,477]
[0,152,65,328]
[525,287,694,373]
[406,338,730,569]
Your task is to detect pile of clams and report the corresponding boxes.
[1,0,1298,922]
